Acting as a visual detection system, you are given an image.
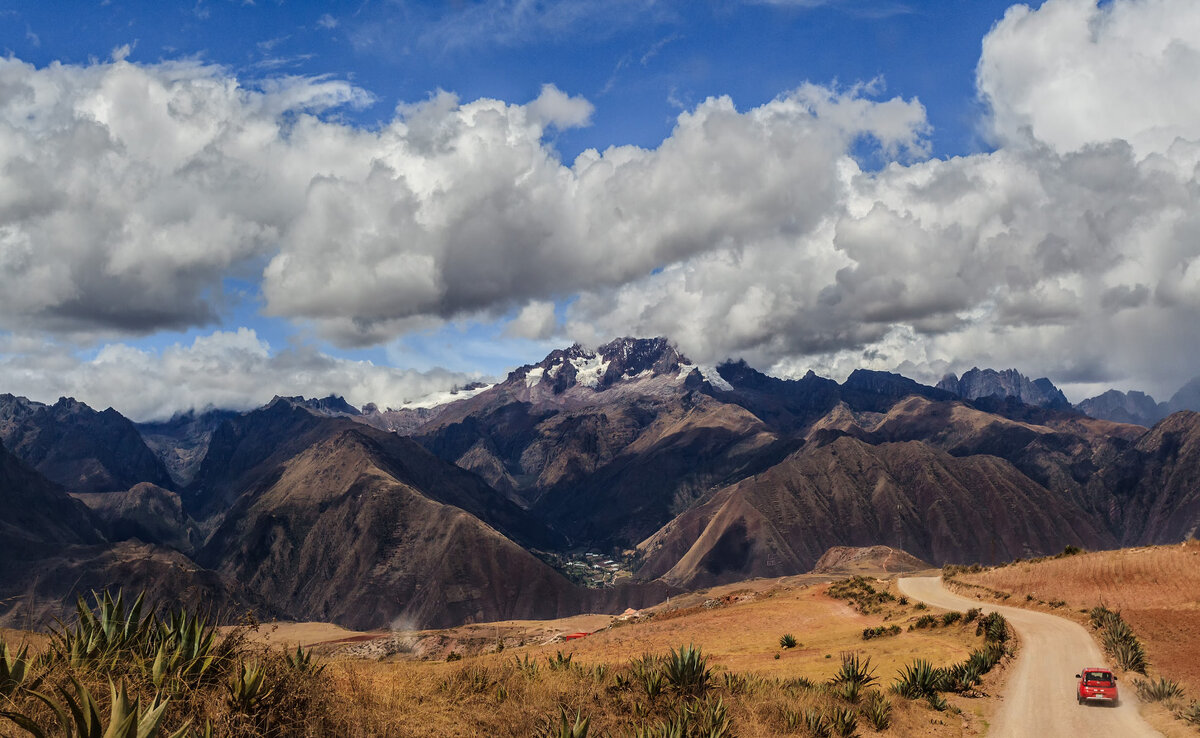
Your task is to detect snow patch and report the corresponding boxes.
[570,354,610,389]
[394,383,494,409]
[525,366,545,388]
[677,364,733,391]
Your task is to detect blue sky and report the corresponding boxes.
[2,0,1200,418]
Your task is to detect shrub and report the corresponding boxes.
[862,625,902,640]
[779,633,798,649]
[1133,677,1185,702]
[547,651,574,671]
[914,615,938,629]
[1092,607,1149,674]
[0,642,31,699]
[941,611,963,626]
[1176,701,1200,727]
[1061,545,1083,556]
[964,608,982,623]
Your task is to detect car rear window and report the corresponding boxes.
[1085,672,1113,684]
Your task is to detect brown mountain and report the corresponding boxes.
[636,435,1115,590]
[73,483,199,554]
[191,402,587,628]
[0,439,102,561]
[0,394,173,493]
[0,440,253,627]
[1087,411,1200,544]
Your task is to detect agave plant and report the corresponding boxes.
[802,709,831,738]
[662,645,710,696]
[829,652,877,691]
[3,678,188,738]
[547,651,574,672]
[863,690,892,730]
[537,707,589,738]
[828,706,857,737]
[0,641,31,698]
[1133,676,1184,702]
[284,645,324,676]
[892,659,945,699]
[51,591,157,670]
[1111,639,1148,674]
[225,660,272,715]
[779,633,798,649]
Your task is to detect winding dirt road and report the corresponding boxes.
[897,576,1161,737]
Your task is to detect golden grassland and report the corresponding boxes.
[307,578,997,737]
[0,577,1008,737]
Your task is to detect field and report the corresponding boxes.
[951,540,1200,697]
[0,575,1009,737]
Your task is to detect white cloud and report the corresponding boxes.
[3,0,1200,404]
[0,328,480,421]
[979,0,1200,156]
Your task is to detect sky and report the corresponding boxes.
[1,0,1200,420]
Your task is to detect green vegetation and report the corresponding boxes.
[0,590,328,737]
[826,577,897,614]
[778,634,798,649]
[892,612,1010,704]
[1133,676,1185,702]
[1089,606,1148,674]
[861,625,901,641]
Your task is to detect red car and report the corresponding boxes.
[1076,667,1119,706]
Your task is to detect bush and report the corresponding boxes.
[779,633,798,649]
[862,625,901,640]
[1176,701,1200,727]
[977,612,1010,644]
[941,611,963,626]
[914,615,938,629]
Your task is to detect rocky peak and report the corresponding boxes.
[266,395,361,417]
[1076,389,1167,427]
[939,368,1070,410]
[513,337,692,394]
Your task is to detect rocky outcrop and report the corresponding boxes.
[938,368,1070,410]
[137,409,240,487]
[811,545,931,575]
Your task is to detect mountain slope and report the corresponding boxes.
[0,394,173,493]
[637,436,1114,589]
[1087,411,1200,544]
[0,440,102,561]
[197,424,579,628]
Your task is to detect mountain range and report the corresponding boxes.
[1,337,1198,629]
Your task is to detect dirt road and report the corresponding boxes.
[898,576,1161,737]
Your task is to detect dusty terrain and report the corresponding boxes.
[901,576,1159,737]
[952,541,1200,697]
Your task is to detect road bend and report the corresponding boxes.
[897,576,1161,737]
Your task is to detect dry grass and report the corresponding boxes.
[954,540,1200,696]
[1,577,1002,737]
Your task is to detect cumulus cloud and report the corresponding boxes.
[0,329,480,422]
[4,0,1200,405]
[563,0,1200,397]
[979,0,1200,156]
